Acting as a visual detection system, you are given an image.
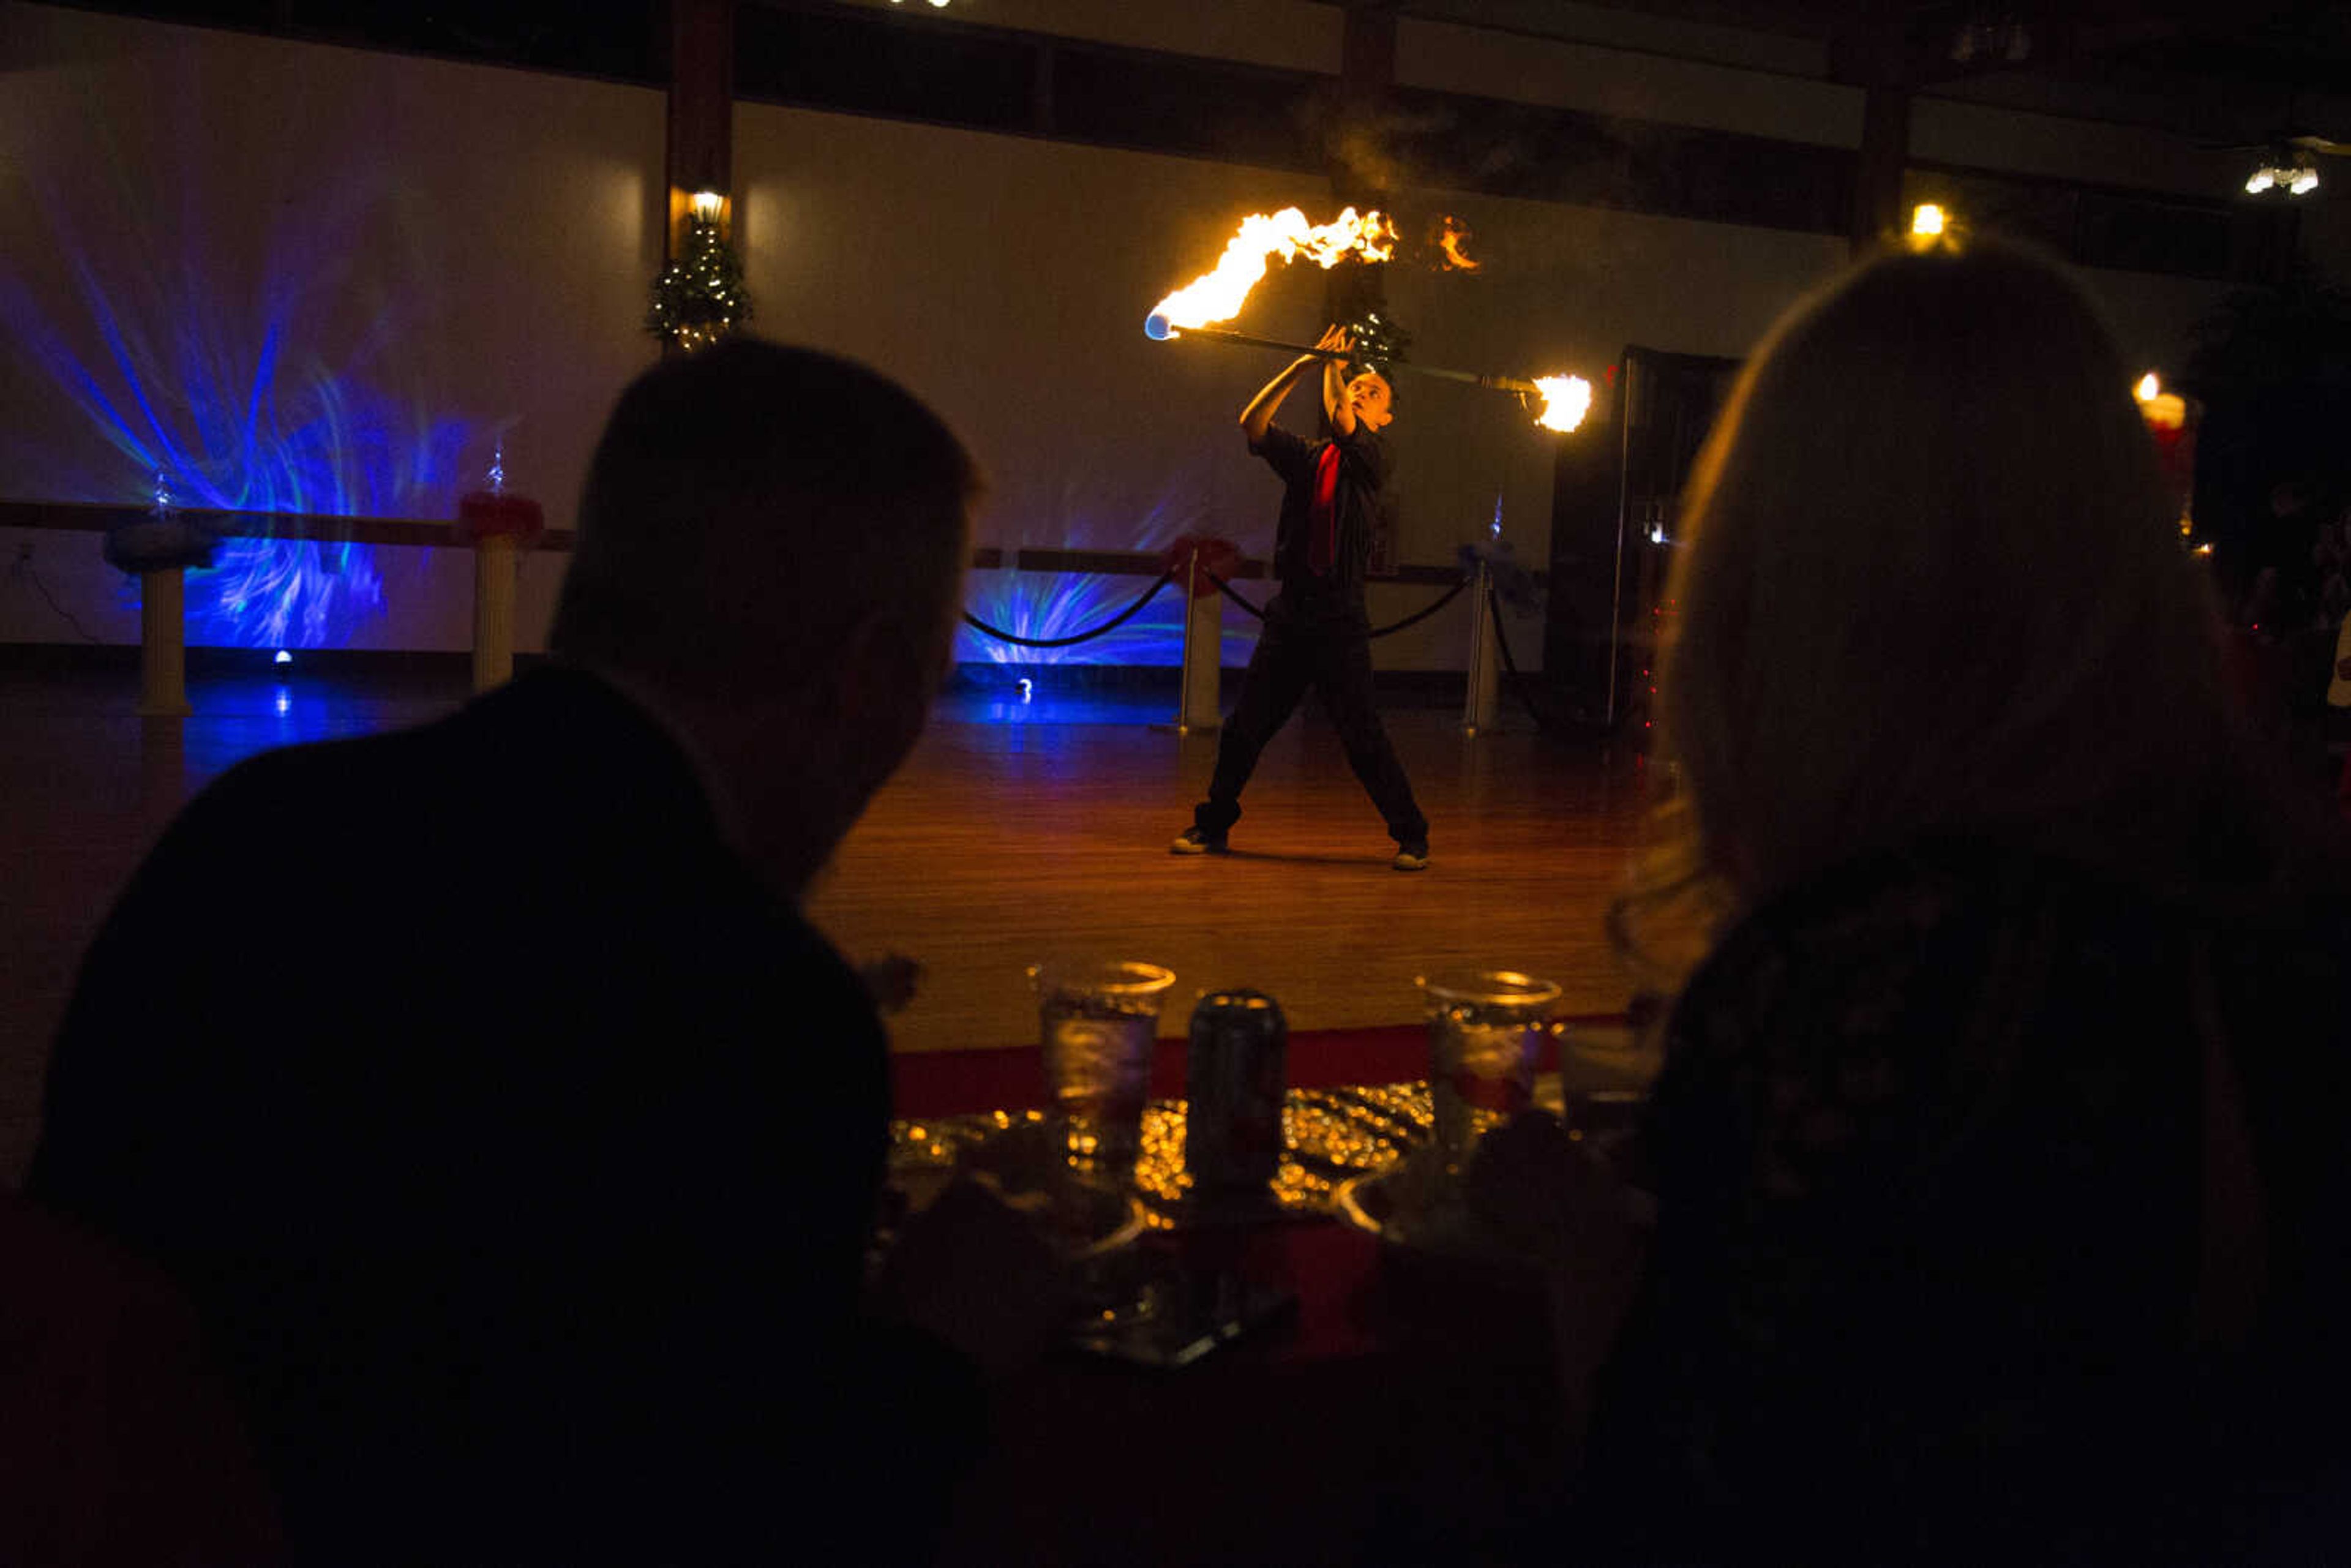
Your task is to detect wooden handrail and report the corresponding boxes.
[0,500,1501,586]
[0,500,557,551]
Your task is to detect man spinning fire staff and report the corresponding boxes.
[1172,323,1431,871]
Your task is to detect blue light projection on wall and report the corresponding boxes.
[1,198,481,648]
[956,486,1262,668]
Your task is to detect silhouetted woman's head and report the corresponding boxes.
[1659,241,2230,909]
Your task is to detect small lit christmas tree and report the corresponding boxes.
[647,213,752,353]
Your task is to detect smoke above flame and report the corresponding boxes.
[1146,207,1397,339]
[1532,375,1592,433]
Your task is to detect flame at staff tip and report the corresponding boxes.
[1532,375,1592,433]
[1144,206,1396,340]
[1438,216,1480,271]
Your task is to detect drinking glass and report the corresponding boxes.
[1417,968,1563,1172]
[1028,959,1177,1184]
[1558,1023,1663,1171]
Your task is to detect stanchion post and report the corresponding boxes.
[1180,549,1220,735]
[137,566,190,718]
[472,535,519,693]
[1174,546,1196,733]
[1461,562,1498,737]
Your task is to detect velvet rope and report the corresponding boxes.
[1200,572,1471,640]
[959,569,1177,649]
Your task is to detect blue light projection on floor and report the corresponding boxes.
[1,189,479,648]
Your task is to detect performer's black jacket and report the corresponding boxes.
[29,666,973,1564]
[1252,419,1390,623]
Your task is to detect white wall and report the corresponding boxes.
[0,0,2298,669]
[1396,13,1861,149]
[730,100,1857,669]
[0,1,659,651]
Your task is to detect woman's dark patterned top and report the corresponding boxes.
[1583,836,2351,1564]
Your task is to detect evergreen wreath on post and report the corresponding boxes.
[647,212,752,353]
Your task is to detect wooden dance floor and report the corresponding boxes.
[0,666,1653,1183]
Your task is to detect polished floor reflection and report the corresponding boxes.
[0,666,1653,1182]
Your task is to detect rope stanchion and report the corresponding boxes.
[960,569,1176,650]
[1368,576,1468,640]
[1486,582,1578,738]
[1201,571,1470,640]
[1202,570,1268,621]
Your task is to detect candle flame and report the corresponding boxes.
[1911,203,1946,237]
[1437,216,1480,271]
[1532,375,1591,433]
[2135,372,2159,402]
[1146,207,1396,339]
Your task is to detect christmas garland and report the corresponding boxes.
[647,214,753,352]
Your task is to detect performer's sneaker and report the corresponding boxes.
[1171,827,1228,855]
[1392,842,1430,872]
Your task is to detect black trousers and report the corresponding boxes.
[1193,607,1429,846]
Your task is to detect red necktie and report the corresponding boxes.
[1308,443,1341,575]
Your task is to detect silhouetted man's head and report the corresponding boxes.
[552,339,979,893]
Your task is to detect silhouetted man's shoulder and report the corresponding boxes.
[30,664,894,1559]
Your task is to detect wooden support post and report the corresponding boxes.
[666,0,736,258]
[1851,81,1913,257]
[1324,1,1398,338]
[137,567,190,718]
[472,535,519,693]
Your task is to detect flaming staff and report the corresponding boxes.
[1146,206,1589,432]
[1146,320,1591,433]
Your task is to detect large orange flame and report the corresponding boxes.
[1532,375,1591,433]
[1437,216,1480,271]
[1146,207,1397,339]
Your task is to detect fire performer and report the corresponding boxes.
[1172,324,1432,870]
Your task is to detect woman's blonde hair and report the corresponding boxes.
[1616,241,2273,988]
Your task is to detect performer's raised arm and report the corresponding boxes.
[1321,324,1359,438]
[1240,323,1349,446]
